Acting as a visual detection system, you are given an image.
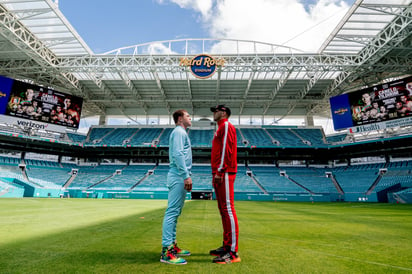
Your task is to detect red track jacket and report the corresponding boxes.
[211,118,237,174]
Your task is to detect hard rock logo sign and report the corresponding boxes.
[179,54,225,79]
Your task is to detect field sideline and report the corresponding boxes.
[0,198,411,273]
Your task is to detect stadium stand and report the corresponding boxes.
[0,155,20,165]
[294,128,327,146]
[191,165,213,191]
[325,133,349,144]
[0,164,27,184]
[0,179,24,198]
[235,166,263,192]
[74,126,325,149]
[25,166,69,189]
[86,128,114,145]
[98,128,137,146]
[128,128,163,147]
[281,166,339,194]
[250,165,310,193]
[66,133,87,143]
[0,1,411,205]
[1,150,412,202]
[67,165,119,189]
[236,129,248,147]
[157,128,174,147]
[239,128,274,147]
[375,161,412,193]
[133,165,168,191]
[265,128,308,147]
[188,129,214,147]
[91,164,153,191]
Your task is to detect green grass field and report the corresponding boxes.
[0,198,411,273]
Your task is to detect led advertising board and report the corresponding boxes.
[0,75,83,130]
[330,76,412,132]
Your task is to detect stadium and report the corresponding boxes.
[0,0,411,272]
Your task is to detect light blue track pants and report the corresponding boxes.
[161,172,187,247]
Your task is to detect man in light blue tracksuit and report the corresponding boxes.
[160,109,193,265]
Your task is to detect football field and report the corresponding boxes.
[0,198,411,273]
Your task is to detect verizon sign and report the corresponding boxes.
[0,115,66,133]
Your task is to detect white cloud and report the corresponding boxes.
[158,0,213,18]
[163,0,351,52]
[146,43,176,54]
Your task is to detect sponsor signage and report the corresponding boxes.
[179,54,225,79]
[0,75,83,130]
[349,116,412,133]
[330,76,412,132]
[0,115,67,133]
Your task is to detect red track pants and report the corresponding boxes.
[213,172,239,253]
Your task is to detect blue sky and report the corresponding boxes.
[58,0,355,133]
[59,0,208,53]
[59,0,355,54]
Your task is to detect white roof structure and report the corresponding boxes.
[0,0,91,55]
[0,0,411,119]
[321,0,411,54]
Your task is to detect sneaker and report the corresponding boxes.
[173,242,191,256]
[212,251,241,264]
[209,246,227,257]
[160,245,187,265]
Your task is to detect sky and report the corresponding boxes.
[58,0,355,54]
[58,0,356,134]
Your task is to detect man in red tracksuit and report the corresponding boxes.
[209,104,240,264]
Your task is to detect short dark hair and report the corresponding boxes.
[172,109,187,124]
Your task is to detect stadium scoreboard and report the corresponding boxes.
[330,76,412,133]
[0,75,83,133]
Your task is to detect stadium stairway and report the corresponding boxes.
[0,180,24,198]
[86,173,115,190]
[62,171,77,189]
[286,175,314,194]
[128,128,163,147]
[288,128,312,146]
[329,173,344,194]
[151,128,165,147]
[18,164,44,188]
[246,168,269,194]
[236,129,248,147]
[127,170,152,192]
[389,187,412,203]
[365,171,385,195]
[86,128,116,145]
[262,128,280,146]
[0,181,10,197]
[392,192,408,203]
[122,128,140,145]
[0,187,9,197]
[157,128,173,147]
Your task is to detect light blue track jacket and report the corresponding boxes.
[169,125,192,179]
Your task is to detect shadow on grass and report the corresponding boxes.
[71,251,212,265]
[0,201,228,273]
[66,251,160,265]
[0,206,171,271]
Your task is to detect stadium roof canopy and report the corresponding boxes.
[0,0,411,120]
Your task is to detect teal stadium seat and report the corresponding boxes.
[240,128,274,147]
[188,129,214,147]
[129,128,162,147]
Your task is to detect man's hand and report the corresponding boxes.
[214,173,223,184]
[184,177,192,192]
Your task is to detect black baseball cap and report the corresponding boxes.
[210,104,231,116]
